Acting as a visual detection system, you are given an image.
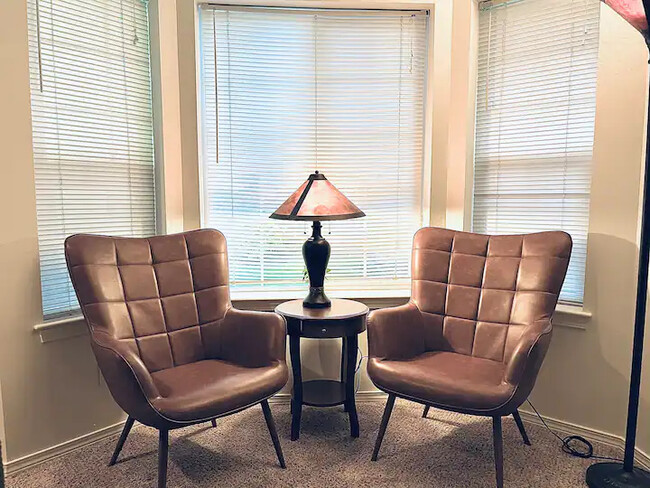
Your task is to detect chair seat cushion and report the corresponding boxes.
[150,359,288,422]
[368,351,515,414]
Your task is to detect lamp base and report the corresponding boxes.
[302,221,331,309]
[303,287,331,309]
[586,463,650,488]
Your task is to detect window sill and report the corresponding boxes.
[553,303,592,330]
[230,289,410,312]
[33,314,86,343]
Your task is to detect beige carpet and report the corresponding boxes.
[7,399,620,487]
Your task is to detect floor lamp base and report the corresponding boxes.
[586,463,650,487]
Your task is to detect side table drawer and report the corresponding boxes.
[298,317,366,338]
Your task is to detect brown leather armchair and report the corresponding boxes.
[65,229,289,488]
[367,227,571,488]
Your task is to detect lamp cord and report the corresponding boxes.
[526,400,622,462]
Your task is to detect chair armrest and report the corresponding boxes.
[220,307,287,368]
[367,302,425,360]
[503,319,553,386]
[90,330,174,427]
[91,330,161,400]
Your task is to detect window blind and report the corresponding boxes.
[198,7,428,295]
[473,0,600,303]
[27,0,156,318]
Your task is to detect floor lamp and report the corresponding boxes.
[587,1,650,487]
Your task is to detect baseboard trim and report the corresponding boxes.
[4,420,126,476]
[5,393,648,477]
[517,409,650,470]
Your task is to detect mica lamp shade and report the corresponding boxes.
[269,171,364,308]
[269,171,365,221]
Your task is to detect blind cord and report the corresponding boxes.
[35,0,44,92]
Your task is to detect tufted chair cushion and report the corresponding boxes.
[65,229,288,428]
[67,230,232,370]
[367,227,571,416]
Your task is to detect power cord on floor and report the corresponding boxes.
[526,400,622,462]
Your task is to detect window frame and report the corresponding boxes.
[468,0,601,307]
[27,0,158,322]
[194,0,437,301]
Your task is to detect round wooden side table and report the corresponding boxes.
[275,298,369,441]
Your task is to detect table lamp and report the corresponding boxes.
[270,171,365,308]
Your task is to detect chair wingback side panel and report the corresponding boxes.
[65,229,231,373]
[411,227,571,361]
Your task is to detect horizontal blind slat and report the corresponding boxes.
[199,7,427,291]
[27,0,156,317]
[472,0,600,303]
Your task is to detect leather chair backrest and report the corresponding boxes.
[65,229,230,373]
[411,228,571,362]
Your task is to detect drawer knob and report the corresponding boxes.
[322,328,327,333]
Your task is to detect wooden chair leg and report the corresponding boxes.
[422,405,430,418]
[512,410,531,445]
[158,429,169,488]
[210,419,217,428]
[372,394,396,461]
[261,400,286,469]
[108,416,135,466]
[492,416,504,488]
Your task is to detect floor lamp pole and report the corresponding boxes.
[585,40,650,488]
[624,48,650,472]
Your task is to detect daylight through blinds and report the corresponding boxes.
[473,0,600,303]
[27,0,156,317]
[199,7,428,295]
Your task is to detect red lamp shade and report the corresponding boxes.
[603,0,649,34]
[270,171,365,221]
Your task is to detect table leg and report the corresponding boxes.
[289,335,302,441]
[344,334,359,437]
[341,337,348,412]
